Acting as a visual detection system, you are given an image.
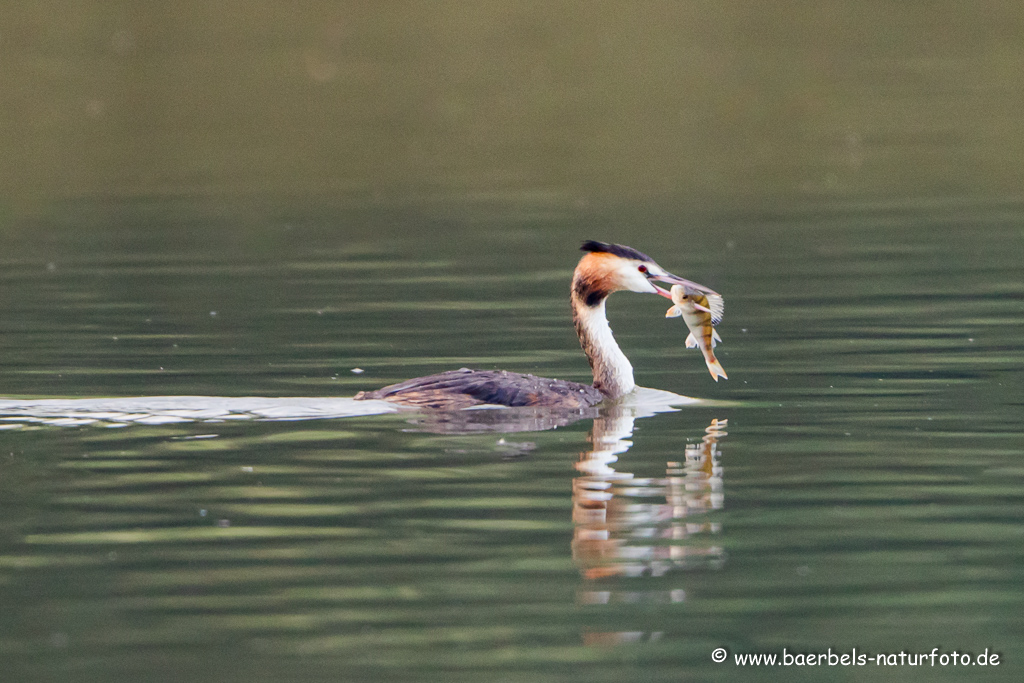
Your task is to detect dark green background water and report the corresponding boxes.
[2,3,1023,682]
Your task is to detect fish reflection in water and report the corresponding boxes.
[574,413,727,645]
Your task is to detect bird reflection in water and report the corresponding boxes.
[384,396,726,647]
[574,412,727,645]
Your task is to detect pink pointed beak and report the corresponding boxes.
[651,272,719,296]
[654,285,674,300]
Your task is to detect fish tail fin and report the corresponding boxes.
[685,332,697,348]
[705,355,728,382]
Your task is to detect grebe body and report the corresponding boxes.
[355,241,718,410]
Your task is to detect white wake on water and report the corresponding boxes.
[0,396,402,428]
[0,387,702,429]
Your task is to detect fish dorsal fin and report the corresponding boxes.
[706,293,725,325]
[712,328,722,345]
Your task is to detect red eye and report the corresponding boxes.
[637,265,648,274]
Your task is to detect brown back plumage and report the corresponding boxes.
[355,368,604,410]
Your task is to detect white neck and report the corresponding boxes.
[572,297,635,399]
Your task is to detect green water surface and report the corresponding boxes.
[0,200,1021,683]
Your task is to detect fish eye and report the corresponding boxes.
[637,265,648,274]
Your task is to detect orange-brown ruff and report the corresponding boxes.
[354,241,718,410]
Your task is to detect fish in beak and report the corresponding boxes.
[665,284,728,382]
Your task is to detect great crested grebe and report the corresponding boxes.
[354,240,720,410]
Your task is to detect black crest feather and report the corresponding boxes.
[580,240,653,263]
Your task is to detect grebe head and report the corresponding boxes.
[570,240,718,398]
[574,240,717,306]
